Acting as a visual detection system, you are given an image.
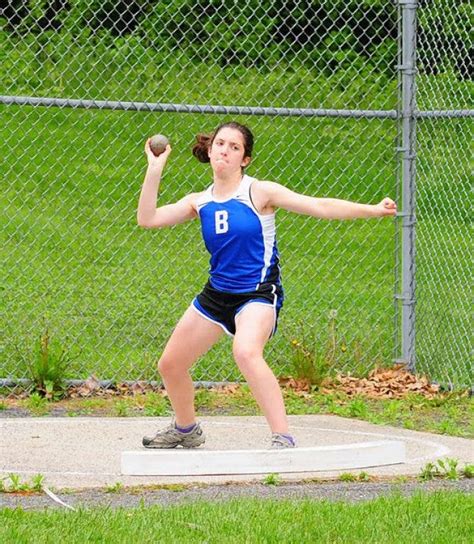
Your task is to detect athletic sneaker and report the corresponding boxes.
[271,433,296,449]
[142,421,205,449]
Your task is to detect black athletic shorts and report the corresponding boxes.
[192,281,284,337]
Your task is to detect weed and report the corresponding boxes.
[7,473,28,492]
[436,458,459,480]
[419,458,461,481]
[462,464,473,478]
[31,474,45,492]
[339,472,357,482]
[14,324,79,399]
[348,397,369,418]
[165,484,186,492]
[358,471,371,482]
[418,462,438,482]
[194,389,217,411]
[285,310,340,386]
[114,399,132,417]
[24,392,49,415]
[143,392,169,417]
[0,401,7,411]
[263,473,281,486]
[105,482,124,493]
[402,419,416,430]
[436,419,462,436]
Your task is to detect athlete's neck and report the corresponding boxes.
[212,173,244,199]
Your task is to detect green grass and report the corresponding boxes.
[1,492,473,543]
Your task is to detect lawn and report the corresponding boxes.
[1,491,473,543]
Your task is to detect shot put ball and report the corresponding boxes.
[149,134,169,156]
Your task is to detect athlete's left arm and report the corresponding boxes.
[256,181,397,220]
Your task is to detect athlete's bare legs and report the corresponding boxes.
[233,303,289,434]
[158,305,223,426]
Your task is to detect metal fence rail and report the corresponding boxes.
[1,1,472,389]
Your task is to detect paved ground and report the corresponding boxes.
[1,415,472,492]
[2,479,473,511]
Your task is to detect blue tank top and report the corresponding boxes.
[196,175,281,293]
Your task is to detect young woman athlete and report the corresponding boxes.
[138,121,397,449]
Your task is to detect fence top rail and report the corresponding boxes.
[2,96,472,119]
[1,95,398,119]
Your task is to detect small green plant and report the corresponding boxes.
[436,458,459,480]
[31,474,45,492]
[114,399,132,417]
[14,324,79,399]
[402,419,416,430]
[143,392,169,417]
[419,462,439,482]
[419,458,461,481]
[263,473,281,486]
[24,392,49,415]
[348,397,369,418]
[105,482,124,493]
[194,388,216,411]
[7,473,28,492]
[462,464,473,478]
[286,310,340,386]
[358,471,371,482]
[339,472,357,482]
[0,401,7,411]
[436,419,462,436]
[2,474,45,493]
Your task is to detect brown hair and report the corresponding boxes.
[192,122,254,164]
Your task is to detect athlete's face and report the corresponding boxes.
[208,128,251,175]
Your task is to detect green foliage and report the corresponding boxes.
[2,1,470,81]
[113,399,132,417]
[143,392,170,417]
[419,458,462,481]
[436,458,459,481]
[105,482,124,493]
[348,397,369,418]
[286,309,340,386]
[262,473,281,486]
[1,473,45,493]
[462,464,474,479]
[22,326,78,399]
[24,392,49,415]
[339,472,357,482]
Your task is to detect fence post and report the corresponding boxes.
[397,0,418,372]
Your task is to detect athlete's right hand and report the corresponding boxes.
[144,139,172,168]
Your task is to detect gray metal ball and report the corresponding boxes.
[149,134,169,156]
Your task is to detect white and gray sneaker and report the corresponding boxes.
[142,421,205,449]
[271,433,296,449]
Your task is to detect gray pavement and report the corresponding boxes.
[1,415,472,490]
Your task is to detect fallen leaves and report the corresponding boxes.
[322,364,441,399]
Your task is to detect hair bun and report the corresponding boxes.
[192,133,212,163]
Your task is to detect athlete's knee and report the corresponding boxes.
[232,342,263,371]
[157,355,183,379]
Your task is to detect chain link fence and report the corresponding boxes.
[1,1,472,390]
[413,1,472,388]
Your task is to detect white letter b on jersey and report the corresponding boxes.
[215,210,229,234]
